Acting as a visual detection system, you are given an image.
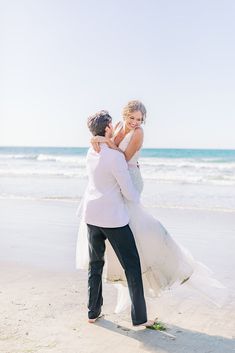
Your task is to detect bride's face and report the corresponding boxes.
[124,110,142,130]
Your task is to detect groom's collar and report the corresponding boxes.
[100,143,108,149]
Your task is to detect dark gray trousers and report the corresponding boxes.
[87,223,147,325]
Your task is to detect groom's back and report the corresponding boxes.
[86,145,119,191]
[83,144,138,228]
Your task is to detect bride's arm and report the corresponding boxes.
[90,124,143,161]
[123,127,143,162]
[91,135,119,152]
[90,121,121,152]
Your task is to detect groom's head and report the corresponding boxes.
[87,110,113,137]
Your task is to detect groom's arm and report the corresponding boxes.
[111,152,139,203]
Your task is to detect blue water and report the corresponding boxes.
[141,148,235,161]
[1,146,235,160]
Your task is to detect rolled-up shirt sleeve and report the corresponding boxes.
[111,152,140,203]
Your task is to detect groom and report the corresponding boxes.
[83,110,152,326]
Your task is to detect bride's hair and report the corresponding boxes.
[123,100,147,123]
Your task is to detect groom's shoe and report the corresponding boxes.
[134,319,156,328]
[88,311,103,323]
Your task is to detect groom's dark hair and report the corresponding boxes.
[87,110,112,136]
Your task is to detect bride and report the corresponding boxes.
[76,100,225,312]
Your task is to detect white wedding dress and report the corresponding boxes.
[76,127,226,312]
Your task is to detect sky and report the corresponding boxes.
[0,0,235,149]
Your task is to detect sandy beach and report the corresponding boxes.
[0,199,235,353]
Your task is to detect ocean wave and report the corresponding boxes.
[0,154,39,160]
[37,154,86,164]
[1,153,235,169]
[1,152,235,186]
[139,157,235,169]
[0,153,86,164]
[0,169,87,178]
[141,175,235,186]
[1,160,235,184]
[1,170,235,186]
[0,194,81,202]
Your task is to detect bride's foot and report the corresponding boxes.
[180,276,190,285]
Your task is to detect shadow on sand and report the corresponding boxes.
[95,318,235,353]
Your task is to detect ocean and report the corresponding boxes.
[1,146,235,212]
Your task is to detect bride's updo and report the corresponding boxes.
[123,100,147,123]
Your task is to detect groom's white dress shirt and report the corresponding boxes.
[83,143,139,228]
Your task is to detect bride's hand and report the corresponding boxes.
[91,135,119,152]
[90,136,107,152]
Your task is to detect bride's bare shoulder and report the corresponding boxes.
[132,126,144,139]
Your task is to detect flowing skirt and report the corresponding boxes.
[105,201,227,311]
[76,169,227,312]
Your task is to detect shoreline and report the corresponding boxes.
[1,194,235,214]
[1,198,235,277]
